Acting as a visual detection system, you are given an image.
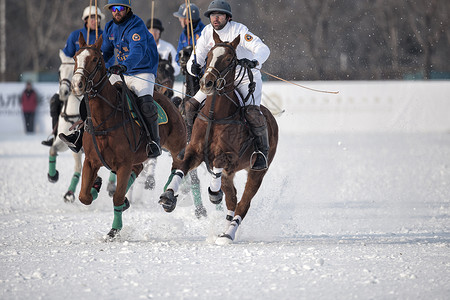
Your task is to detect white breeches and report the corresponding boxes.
[109,73,155,97]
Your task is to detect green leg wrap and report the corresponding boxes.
[48,155,57,177]
[126,172,136,193]
[112,202,128,230]
[90,187,99,201]
[163,169,177,192]
[109,172,116,184]
[68,172,81,192]
[191,183,203,207]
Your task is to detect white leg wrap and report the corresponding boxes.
[209,167,223,192]
[224,216,242,241]
[166,170,184,195]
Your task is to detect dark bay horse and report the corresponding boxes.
[160,32,278,244]
[71,33,186,240]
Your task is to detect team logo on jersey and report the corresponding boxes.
[244,34,253,42]
[132,33,141,41]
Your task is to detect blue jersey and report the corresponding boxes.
[63,26,105,58]
[175,20,206,63]
[101,14,159,76]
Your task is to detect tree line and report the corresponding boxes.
[2,0,449,81]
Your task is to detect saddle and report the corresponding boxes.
[113,82,168,126]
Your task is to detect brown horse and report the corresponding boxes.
[71,33,186,240]
[155,54,175,99]
[160,32,278,244]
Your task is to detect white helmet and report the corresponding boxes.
[82,6,105,21]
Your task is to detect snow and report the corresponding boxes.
[1,131,449,299]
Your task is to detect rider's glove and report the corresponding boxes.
[191,62,202,76]
[108,64,127,75]
[238,58,258,69]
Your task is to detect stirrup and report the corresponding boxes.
[250,151,268,171]
[146,141,161,158]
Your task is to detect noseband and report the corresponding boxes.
[204,43,237,93]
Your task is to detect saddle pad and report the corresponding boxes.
[126,94,168,126]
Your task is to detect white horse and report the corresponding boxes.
[47,50,83,203]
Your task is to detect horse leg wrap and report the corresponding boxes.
[189,170,203,207]
[108,172,116,184]
[165,170,184,195]
[68,172,81,192]
[209,167,223,192]
[220,216,242,241]
[126,172,137,193]
[90,177,102,201]
[48,155,57,177]
[112,198,131,230]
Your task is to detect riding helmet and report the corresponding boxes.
[204,0,232,18]
[104,0,132,10]
[82,6,105,21]
[173,3,200,21]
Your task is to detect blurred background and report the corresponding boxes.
[1,0,449,82]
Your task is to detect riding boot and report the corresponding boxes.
[246,105,269,171]
[59,127,84,153]
[136,95,161,158]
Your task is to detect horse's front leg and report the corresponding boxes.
[107,164,142,240]
[79,159,100,205]
[159,149,202,213]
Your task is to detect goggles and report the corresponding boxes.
[110,5,126,12]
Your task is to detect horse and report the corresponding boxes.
[71,33,187,239]
[155,54,175,99]
[160,32,279,244]
[47,49,83,203]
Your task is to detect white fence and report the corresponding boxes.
[1,81,449,135]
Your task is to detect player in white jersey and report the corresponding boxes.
[147,18,180,76]
[185,0,271,170]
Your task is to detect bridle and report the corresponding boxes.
[73,46,108,97]
[203,43,237,94]
[59,61,75,92]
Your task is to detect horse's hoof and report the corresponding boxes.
[105,228,120,242]
[159,190,177,213]
[144,175,155,190]
[215,233,233,245]
[208,187,223,204]
[64,191,75,203]
[106,181,116,197]
[48,170,59,183]
[92,176,102,192]
[195,205,207,219]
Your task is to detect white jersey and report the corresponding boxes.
[157,39,180,76]
[186,21,270,79]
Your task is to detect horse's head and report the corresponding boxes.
[200,31,239,95]
[58,49,75,101]
[72,33,106,97]
[156,54,175,97]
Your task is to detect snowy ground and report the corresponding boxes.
[0,131,449,299]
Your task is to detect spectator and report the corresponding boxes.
[21,81,38,134]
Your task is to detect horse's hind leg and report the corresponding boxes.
[47,146,59,183]
[64,152,83,203]
[190,169,207,218]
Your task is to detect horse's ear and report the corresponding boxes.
[213,30,222,44]
[230,35,240,49]
[94,34,103,50]
[79,33,87,48]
